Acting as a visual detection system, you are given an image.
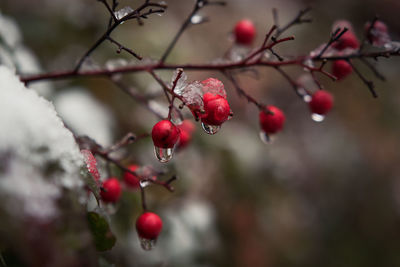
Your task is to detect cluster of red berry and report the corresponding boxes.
[99,17,390,251]
[99,166,163,249]
[234,19,334,138]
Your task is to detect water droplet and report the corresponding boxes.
[154,146,174,163]
[303,59,314,71]
[139,237,157,251]
[259,131,274,144]
[191,14,204,24]
[311,113,325,122]
[201,123,221,135]
[139,180,151,188]
[303,95,312,103]
[114,6,134,20]
[197,1,205,8]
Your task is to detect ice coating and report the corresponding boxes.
[81,149,100,183]
[201,78,227,99]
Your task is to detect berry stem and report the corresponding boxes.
[347,60,378,98]
[159,0,226,63]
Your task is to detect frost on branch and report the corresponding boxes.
[171,69,228,121]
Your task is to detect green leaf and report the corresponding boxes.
[87,212,116,252]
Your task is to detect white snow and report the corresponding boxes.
[53,89,115,146]
[0,66,84,220]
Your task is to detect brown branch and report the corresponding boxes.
[347,60,378,98]
[22,49,399,84]
[73,0,166,72]
[99,0,118,23]
[274,7,312,38]
[315,27,349,59]
[274,66,304,98]
[223,71,263,109]
[159,0,226,63]
[359,57,385,81]
[107,36,143,60]
[359,15,379,51]
[112,79,164,119]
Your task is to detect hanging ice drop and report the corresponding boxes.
[201,123,221,135]
[311,113,325,122]
[154,146,174,163]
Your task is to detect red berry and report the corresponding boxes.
[151,120,180,148]
[365,20,389,46]
[123,165,140,189]
[332,60,353,80]
[100,177,122,203]
[309,90,334,115]
[234,19,256,45]
[332,31,359,50]
[201,92,231,126]
[177,120,195,149]
[259,106,285,134]
[366,20,388,33]
[136,212,163,240]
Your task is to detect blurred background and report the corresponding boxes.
[1,0,400,266]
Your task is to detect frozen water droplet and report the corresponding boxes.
[139,237,156,251]
[262,50,272,60]
[114,6,134,20]
[105,58,128,71]
[191,14,204,24]
[303,59,315,71]
[201,123,221,135]
[296,87,312,102]
[139,180,151,188]
[311,113,325,122]
[154,146,174,163]
[171,69,187,96]
[229,45,249,62]
[303,95,312,103]
[197,1,205,8]
[384,41,400,50]
[259,131,274,144]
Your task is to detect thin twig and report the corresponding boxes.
[274,7,312,38]
[316,27,348,59]
[73,1,166,72]
[107,36,143,60]
[108,0,118,28]
[359,57,385,81]
[274,66,304,98]
[104,132,137,154]
[159,0,225,63]
[359,15,379,51]
[112,79,165,119]
[347,60,378,98]
[99,0,118,23]
[223,71,263,109]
